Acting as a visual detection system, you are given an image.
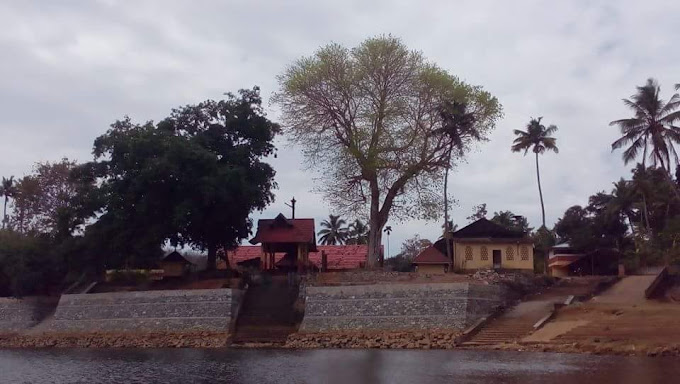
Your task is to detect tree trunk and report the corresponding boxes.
[443,149,453,264]
[207,243,217,272]
[367,216,384,268]
[367,182,385,268]
[535,152,546,228]
[2,196,7,229]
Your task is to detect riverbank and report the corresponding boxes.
[3,330,680,358]
[0,331,229,348]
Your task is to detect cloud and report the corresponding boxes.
[1,0,679,254]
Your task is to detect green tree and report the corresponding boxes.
[385,234,432,272]
[490,210,531,233]
[0,176,15,229]
[80,87,280,271]
[610,78,680,175]
[318,214,349,245]
[275,35,502,266]
[8,159,87,236]
[610,79,680,205]
[466,203,488,222]
[438,101,478,262]
[347,219,369,245]
[511,117,559,228]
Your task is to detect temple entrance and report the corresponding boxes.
[249,213,317,274]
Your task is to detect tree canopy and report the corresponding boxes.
[79,87,280,270]
[275,36,503,265]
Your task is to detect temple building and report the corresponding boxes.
[221,213,372,272]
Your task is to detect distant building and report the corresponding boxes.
[414,218,535,273]
[221,213,376,273]
[548,243,620,276]
[160,250,194,277]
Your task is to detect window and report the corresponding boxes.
[506,246,514,261]
[465,246,473,260]
[480,246,488,261]
[521,246,529,261]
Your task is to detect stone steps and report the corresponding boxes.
[232,277,299,344]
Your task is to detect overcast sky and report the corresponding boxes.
[1,0,679,257]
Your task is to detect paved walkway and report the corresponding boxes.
[465,277,610,345]
[590,275,656,305]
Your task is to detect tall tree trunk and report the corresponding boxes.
[535,152,546,228]
[2,196,7,229]
[207,243,217,272]
[534,152,548,274]
[367,215,384,268]
[367,180,384,268]
[443,148,453,265]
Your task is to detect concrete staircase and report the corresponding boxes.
[464,301,551,345]
[232,276,300,344]
[463,278,612,346]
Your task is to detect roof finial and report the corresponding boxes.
[285,197,297,219]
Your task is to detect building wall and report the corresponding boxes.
[45,288,244,333]
[416,264,447,275]
[300,283,510,332]
[160,262,185,277]
[453,241,533,271]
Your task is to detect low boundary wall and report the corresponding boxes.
[0,297,59,333]
[45,288,244,333]
[300,283,509,332]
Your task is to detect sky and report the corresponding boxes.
[1,0,679,257]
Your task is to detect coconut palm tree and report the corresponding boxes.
[347,219,369,245]
[512,118,559,228]
[438,101,478,261]
[0,176,15,229]
[317,214,349,245]
[610,79,680,174]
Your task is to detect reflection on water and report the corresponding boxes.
[0,348,678,384]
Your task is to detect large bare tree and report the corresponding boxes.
[274,36,502,266]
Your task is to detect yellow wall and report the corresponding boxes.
[160,262,185,277]
[416,264,447,275]
[453,241,533,272]
[550,266,570,277]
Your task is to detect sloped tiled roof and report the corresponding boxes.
[413,246,451,265]
[162,251,192,264]
[249,213,316,249]
[452,218,526,239]
[226,245,369,270]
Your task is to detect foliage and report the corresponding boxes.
[275,35,503,266]
[318,214,349,245]
[490,210,531,233]
[0,176,15,229]
[553,165,680,267]
[8,158,90,237]
[346,219,369,245]
[466,203,488,222]
[610,78,680,173]
[385,234,432,272]
[0,229,66,297]
[78,87,280,270]
[512,117,559,228]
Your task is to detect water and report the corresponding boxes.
[0,348,678,384]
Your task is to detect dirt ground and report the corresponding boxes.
[516,299,680,356]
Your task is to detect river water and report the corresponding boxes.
[0,348,678,383]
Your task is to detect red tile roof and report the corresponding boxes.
[226,245,369,270]
[413,246,451,265]
[249,213,316,248]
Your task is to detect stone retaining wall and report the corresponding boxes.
[0,297,59,333]
[45,288,243,333]
[300,283,508,332]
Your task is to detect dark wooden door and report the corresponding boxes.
[492,250,502,269]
